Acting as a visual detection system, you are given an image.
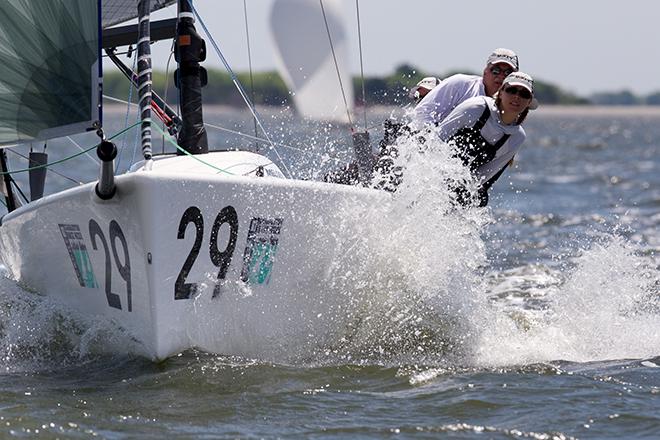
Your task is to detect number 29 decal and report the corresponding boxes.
[175,205,239,300]
[88,219,132,312]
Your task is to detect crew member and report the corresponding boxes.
[409,76,441,103]
[412,48,519,128]
[435,71,537,206]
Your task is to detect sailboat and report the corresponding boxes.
[270,0,354,124]
[0,0,388,361]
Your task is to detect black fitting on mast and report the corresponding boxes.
[174,0,208,155]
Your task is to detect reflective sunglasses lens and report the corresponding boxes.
[491,66,513,76]
[505,86,532,99]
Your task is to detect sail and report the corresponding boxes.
[0,1,100,146]
[102,0,176,28]
[270,0,354,124]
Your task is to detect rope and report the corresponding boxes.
[355,0,368,131]
[319,0,353,130]
[151,123,235,176]
[0,121,141,176]
[186,0,292,178]
[243,0,259,151]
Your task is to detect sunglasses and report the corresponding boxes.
[504,86,532,100]
[490,66,514,76]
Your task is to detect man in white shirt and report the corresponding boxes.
[412,48,519,128]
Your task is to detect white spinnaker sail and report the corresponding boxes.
[270,0,354,124]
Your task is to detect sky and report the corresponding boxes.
[146,0,660,97]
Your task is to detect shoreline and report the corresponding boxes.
[102,103,660,117]
[533,105,660,116]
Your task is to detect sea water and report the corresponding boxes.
[0,106,658,438]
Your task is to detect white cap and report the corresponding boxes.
[487,48,519,70]
[408,76,440,99]
[503,72,533,93]
[503,72,539,110]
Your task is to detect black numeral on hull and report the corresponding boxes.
[175,206,238,300]
[89,219,132,311]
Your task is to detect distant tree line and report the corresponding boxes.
[102,63,658,107]
[589,90,660,105]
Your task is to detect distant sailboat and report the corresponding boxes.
[269,0,354,123]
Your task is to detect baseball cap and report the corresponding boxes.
[503,72,539,110]
[408,76,440,99]
[487,48,519,71]
[503,72,533,92]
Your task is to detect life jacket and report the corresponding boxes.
[449,101,510,172]
[447,101,513,207]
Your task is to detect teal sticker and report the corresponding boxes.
[240,218,283,285]
[59,224,98,288]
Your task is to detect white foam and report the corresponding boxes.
[474,236,660,366]
[0,266,139,372]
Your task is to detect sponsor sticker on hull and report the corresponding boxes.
[240,217,283,285]
[59,224,98,288]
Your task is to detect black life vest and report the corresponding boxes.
[449,102,510,172]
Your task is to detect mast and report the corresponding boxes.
[175,0,208,155]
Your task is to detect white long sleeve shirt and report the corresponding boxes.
[436,96,526,183]
[412,74,485,128]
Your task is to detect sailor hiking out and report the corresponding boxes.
[435,71,537,206]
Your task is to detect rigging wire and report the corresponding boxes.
[67,136,100,166]
[104,94,381,164]
[319,0,354,130]
[10,178,28,204]
[115,51,138,173]
[5,148,82,184]
[162,39,176,154]
[0,121,142,177]
[242,0,259,151]
[151,124,235,175]
[355,0,368,131]
[186,0,292,179]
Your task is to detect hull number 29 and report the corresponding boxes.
[175,206,283,300]
[175,206,238,300]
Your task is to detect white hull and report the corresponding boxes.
[0,152,388,360]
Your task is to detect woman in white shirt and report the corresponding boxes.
[435,72,537,207]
